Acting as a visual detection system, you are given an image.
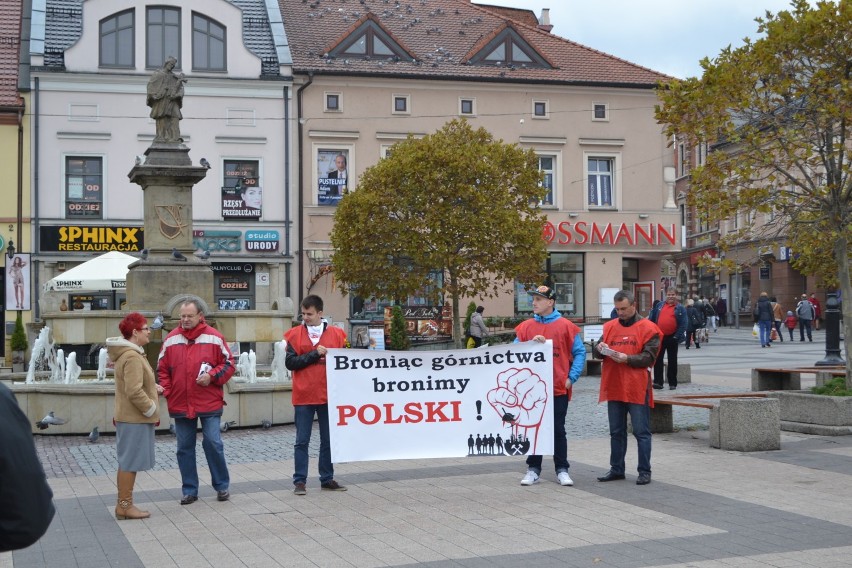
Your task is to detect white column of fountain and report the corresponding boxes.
[26,328,53,384]
[270,340,290,382]
[96,347,108,381]
[64,352,81,384]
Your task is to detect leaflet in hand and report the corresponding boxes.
[599,345,620,357]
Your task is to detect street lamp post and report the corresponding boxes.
[816,292,845,366]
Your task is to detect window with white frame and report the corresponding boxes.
[538,155,556,206]
[587,156,615,207]
[592,103,608,121]
[532,100,548,119]
[147,7,181,68]
[696,142,707,166]
[325,92,341,112]
[678,142,689,177]
[393,95,410,114]
[459,98,475,116]
[65,156,104,219]
[192,12,226,71]
[100,10,134,68]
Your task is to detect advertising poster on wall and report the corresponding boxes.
[222,160,261,220]
[317,149,349,206]
[5,253,31,311]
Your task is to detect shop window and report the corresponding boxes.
[65,156,104,219]
[100,9,134,68]
[517,253,584,318]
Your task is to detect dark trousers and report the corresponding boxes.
[653,335,679,388]
[799,319,813,341]
[526,394,569,474]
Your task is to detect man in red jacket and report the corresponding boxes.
[285,295,349,495]
[158,299,235,505]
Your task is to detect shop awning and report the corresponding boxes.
[42,251,137,292]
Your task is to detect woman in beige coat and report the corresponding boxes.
[107,312,162,520]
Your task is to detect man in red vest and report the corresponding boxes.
[285,295,349,495]
[596,290,662,485]
[514,284,586,487]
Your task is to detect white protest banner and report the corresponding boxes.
[327,341,553,462]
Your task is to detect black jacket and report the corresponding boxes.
[0,383,55,552]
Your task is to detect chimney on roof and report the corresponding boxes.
[537,8,553,33]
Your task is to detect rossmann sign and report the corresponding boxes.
[40,226,144,252]
[542,221,678,248]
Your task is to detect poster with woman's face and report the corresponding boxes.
[317,149,349,206]
[5,253,31,311]
[222,160,262,220]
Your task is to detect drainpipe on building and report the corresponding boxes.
[283,85,292,299]
[33,77,41,320]
[295,73,314,307]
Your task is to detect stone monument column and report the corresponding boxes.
[125,60,212,311]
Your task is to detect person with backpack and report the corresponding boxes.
[796,294,815,342]
[685,299,704,349]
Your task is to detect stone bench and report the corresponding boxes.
[752,366,844,391]
[651,394,780,452]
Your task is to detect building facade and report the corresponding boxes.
[281,0,681,338]
[27,0,295,331]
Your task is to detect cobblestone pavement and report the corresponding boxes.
[4,325,851,568]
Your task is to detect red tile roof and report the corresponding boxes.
[473,2,540,28]
[0,0,22,107]
[279,0,671,87]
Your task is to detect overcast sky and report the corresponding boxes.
[478,0,807,79]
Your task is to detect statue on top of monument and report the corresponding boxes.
[146,56,187,143]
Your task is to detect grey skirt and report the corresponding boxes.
[115,422,156,472]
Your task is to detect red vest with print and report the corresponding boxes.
[514,317,580,398]
[284,324,348,405]
[599,318,662,406]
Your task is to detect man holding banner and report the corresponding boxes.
[596,290,662,486]
[514,284,586,487]
[285,295,349,495]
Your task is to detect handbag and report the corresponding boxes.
[752,323,759,337]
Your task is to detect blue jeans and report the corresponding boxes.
[607,399,651,476]
[174,414,230,496]
[526,394,569,474]
[293,404,333,485]
[758,320,773,346]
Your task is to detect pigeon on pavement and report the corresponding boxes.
[220,420,237,432]
[35,411,67,430]
[261,419,272,429]
[88,425,99,443]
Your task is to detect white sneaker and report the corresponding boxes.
[520,470,539,486]
[557,471,574,486]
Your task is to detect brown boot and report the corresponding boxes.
[115,470,151,520]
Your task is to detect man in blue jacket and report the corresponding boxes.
[648,288,687,390]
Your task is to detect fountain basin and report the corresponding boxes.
[8,376,294,435]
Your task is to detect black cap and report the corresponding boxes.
[529,285,555,300]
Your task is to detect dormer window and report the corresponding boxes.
[331,19,411,61]
[468,27,550,68]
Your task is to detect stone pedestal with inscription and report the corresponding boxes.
[126,143,213,311]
